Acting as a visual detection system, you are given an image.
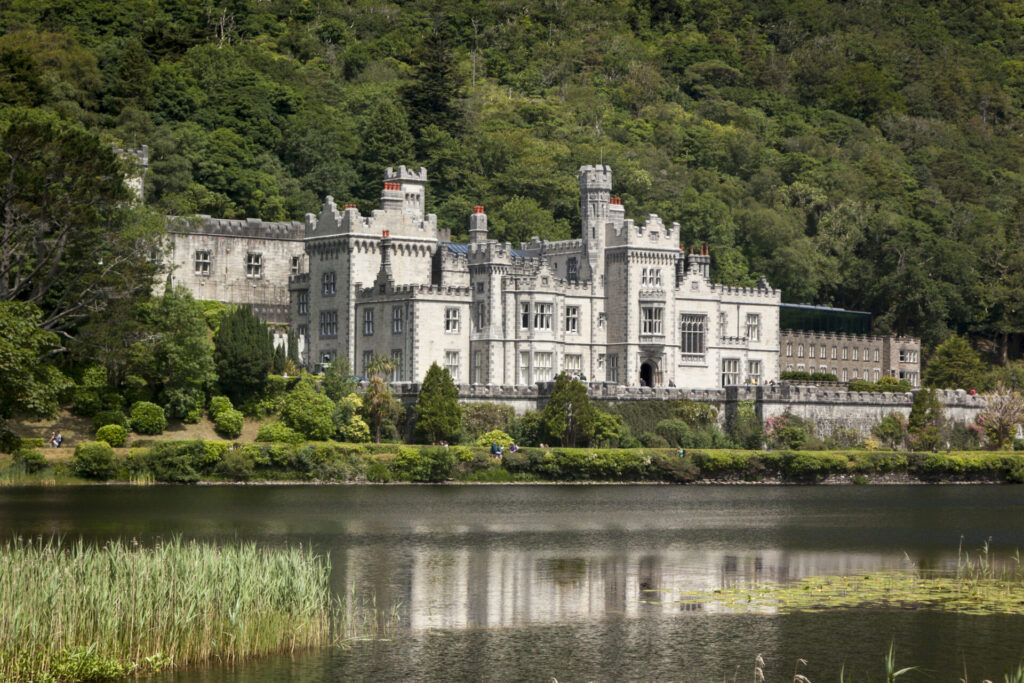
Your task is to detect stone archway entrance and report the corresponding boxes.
[640,361,655,388]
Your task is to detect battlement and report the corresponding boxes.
[170,214,305,240]
[782,328,890,345]
[578,164,613,190]
[608,215,680,247]
[114,145,149,167]
[708,280,780,299]
[358,282,472,299]
[384,165,428,183]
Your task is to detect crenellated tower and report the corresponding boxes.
[578,164,612,284]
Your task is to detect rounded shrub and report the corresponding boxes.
[95,424,127,447]
[92,409,129,430]
[214,450,255,481]
[214,408,245,439]
[71,441,116,480]
[475,430,513,448]
[655,419,691,447]
[255,422,304,445]
[130,401,166,435]
[209,395,233,419]
[13,449,47,474]
[638,432,669,448]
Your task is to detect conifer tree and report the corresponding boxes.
[213,306,273,404]
[542,373,595,447]
[286,328,299,365]
[414,362,461,444]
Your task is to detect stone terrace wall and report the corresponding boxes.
[388,382,989,436]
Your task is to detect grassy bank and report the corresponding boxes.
[0,537,344,682]
[5,441,1024,485]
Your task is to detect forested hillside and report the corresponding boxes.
[3,0,1024,354]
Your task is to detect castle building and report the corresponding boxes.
[290,165,782,388]
[778,304,921,386]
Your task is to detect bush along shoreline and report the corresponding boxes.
[6,441,1024,485]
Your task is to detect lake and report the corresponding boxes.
[2,484,1023,681]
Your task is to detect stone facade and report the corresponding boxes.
[163,215,307,325]
[779,330,921,386]
[291,165,781,387]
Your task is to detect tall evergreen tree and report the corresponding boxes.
[286,327,299,365]
[402,18,465,141]
[213,306,272,404]
[414,362,461,444]
[543,373,596,447]
[924,336,985,390]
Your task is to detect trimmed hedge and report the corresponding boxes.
[95,424,127,447]
[214,408,244,439]
[130,401,166,435]
[71,441,116,480]
[32,440,1024,485]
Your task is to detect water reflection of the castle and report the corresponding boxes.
[338,548,919,631]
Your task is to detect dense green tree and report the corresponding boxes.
[0,111,163,334]
[924,336,985,390]
[131,286,216,422]
[322,357,357,402]
[908,389,944,451]
[0,302,72,447]
[280,378,335,441]
[542,373,596,447]
[414,362,462,444]
[213,306,273,404]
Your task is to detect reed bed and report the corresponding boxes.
[0,537,337,681]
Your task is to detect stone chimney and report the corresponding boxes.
[469,205,488,243]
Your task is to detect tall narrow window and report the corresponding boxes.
[831,346,837,360]
[520,302,531,329]
[321,271,336,296]
[721,358,740,386]
[797,344,804,358]
[680,314,706,356]
[874,349,880,362]
[534,303,552,330]
[641,307,663,335]
[194,250,211,275]
[444,351,461,382]
[852,347,859,361]
[534,352,553,381]
[718,312,728,339]
[363,309,374,336]
[291,255,301,275]
[297,292,308,315]
[842,347,848,360]
[472,350,483,384]
[475,302,486,331]
[445,307,460,333]
[606,354,618,383]
[809,344,816,359]
[747,360,761,384]
[245,252,263,278]
[565,306,579,334]
[391,350,402,381]
[518,350,531,384]
[564,354,582,373]
[567,257,578,281]
[745,314,760,341]
[392,305,403,333]
[786,342,793,357]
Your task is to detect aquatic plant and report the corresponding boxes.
[0,537,344,681]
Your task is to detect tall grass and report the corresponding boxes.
[0,537,338,681]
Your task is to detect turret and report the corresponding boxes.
[469,205,488,243]
[578,165,613,283]
[382,165,428,218]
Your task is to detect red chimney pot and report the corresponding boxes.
[473,205,485,214]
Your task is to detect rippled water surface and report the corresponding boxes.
[2,484,1023,681]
